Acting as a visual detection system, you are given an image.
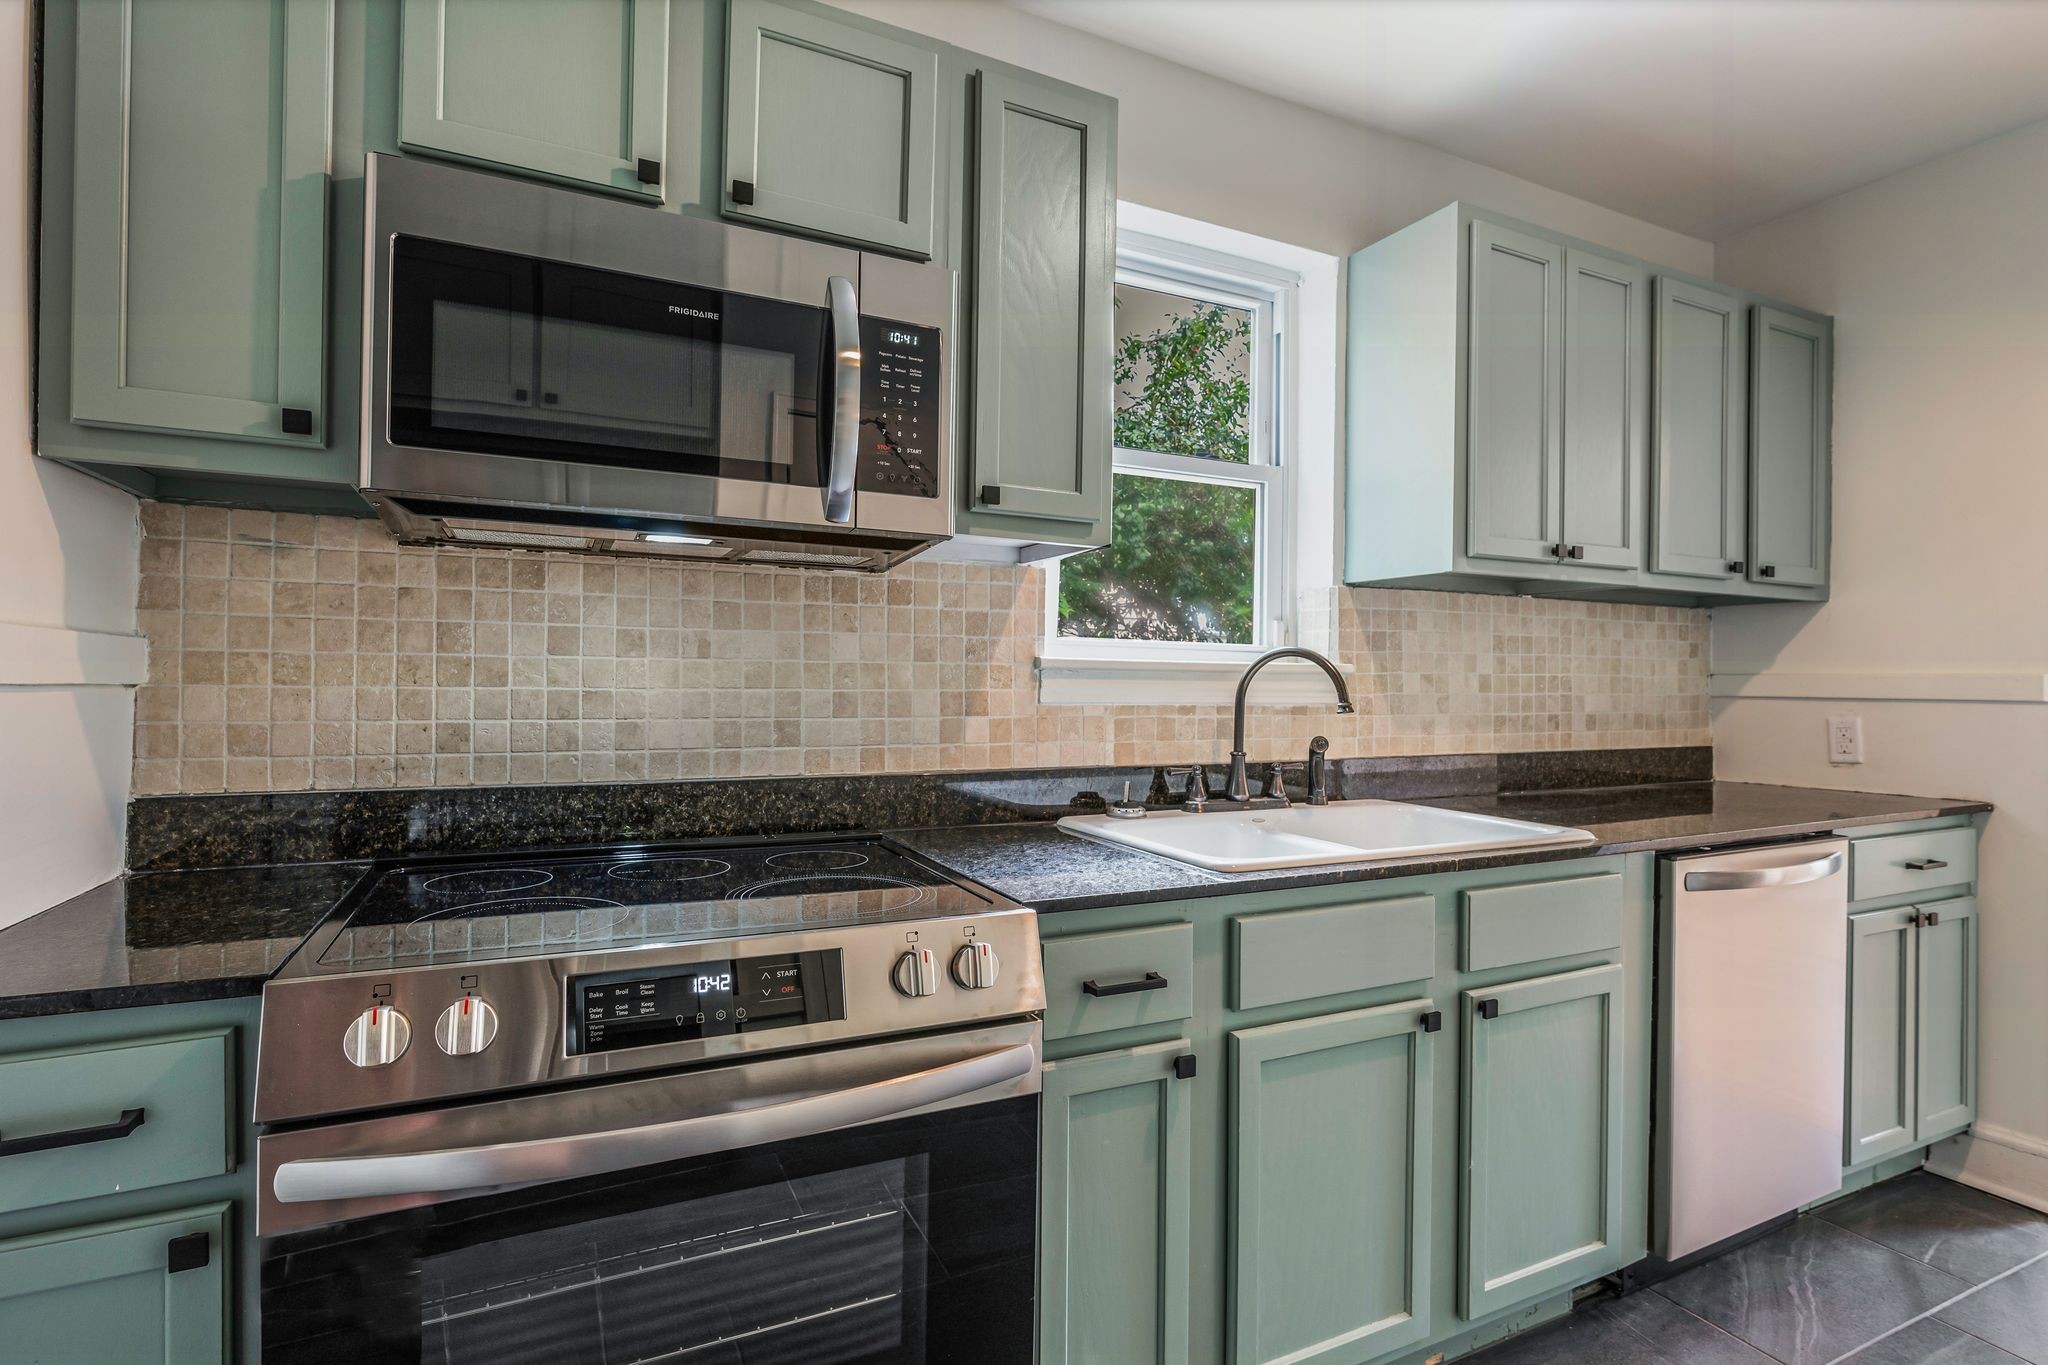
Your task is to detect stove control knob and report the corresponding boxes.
[434,995,499,1057]
[342,1005,411,1068]
[951,941,1000,990]
[892,947,938,998]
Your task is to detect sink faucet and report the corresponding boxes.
[1227,648,1353,804]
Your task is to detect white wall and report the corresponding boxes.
[825,0,1715,272]
[0,0,141,928]
[1712,118,2048,1205]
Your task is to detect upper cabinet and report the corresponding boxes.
[722,0,940,256]
[1346,202,1830,604]
[953,63,1117,550]
[57,0,335,457]
[398,0,670,201]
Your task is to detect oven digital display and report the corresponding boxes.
[569,950,842,1054]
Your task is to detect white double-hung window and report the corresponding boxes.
[1044,225,1295,658]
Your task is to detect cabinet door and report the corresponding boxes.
[1231,1000,1435,1365]
[1040,1041,1193,1365]
[1559,250,1648,571]
[1462,963,1625,1319]
[1749,306,1832,589]
[1651,278,1747,580]
[723,0,938,255]
[1846,907,1918,1168]
[69,0,331,446]
[0,1204,228,1363]
[1915,898,1977,1141]
[964,69,1116,529]
[1466,222,1564,565]
[400,0,668,200]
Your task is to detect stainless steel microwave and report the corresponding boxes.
[360,154,953,571]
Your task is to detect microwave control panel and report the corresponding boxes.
[857,318,941,499]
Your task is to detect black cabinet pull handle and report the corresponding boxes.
[1923,910,1942,927]
[280,406,313,436]
[1173,1053,1197,1080]
[1082,971,1167,997]
[1728,560,1746,574]
[1759,565,1778,578]
[1568,544,1585,560]
[1475,998,1500,1021]
[731,178,755,205]
[1420,1010,1442,1034]
[167,1231,211,1274]
[0,1106,145,1158]
[636,157,661,185]
[980,484,1002,506]
[1905,859,1949,871]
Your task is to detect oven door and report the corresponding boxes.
[258,1021,1038,1364]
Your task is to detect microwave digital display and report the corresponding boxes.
[857,317,942,499]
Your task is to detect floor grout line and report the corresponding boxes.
[1822,1244,2048,1365]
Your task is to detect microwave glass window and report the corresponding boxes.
[387,237,826,486]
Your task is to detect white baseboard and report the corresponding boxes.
[1926,1123,2048,1214]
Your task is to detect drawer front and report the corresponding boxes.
[1232,894,1435,1010]
[1461,872,1624,972]
[1042,924,1195,1042]
[1852,828,1976,902]
[0,1031,232,1216]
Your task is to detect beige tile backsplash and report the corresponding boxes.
[130,504,1710,795]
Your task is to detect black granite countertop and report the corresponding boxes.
[893,781,1991,913]
[0,862,367,1019]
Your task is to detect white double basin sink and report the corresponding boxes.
[1057,798,1596,873]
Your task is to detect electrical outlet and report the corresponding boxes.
[1827,715,1864,765]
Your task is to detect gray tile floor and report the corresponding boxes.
[1470,1173,2048,1365]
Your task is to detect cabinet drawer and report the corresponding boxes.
[1461,872,1623,972]
[1852,828,1976,902]
[1042,924,1194,1042]
[0,1031,233,1216]
[1232,894,1434,1010]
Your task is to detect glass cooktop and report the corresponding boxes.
[308,839,1004,973]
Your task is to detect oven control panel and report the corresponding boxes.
[855,318,941,499]
[566,950,846,1055]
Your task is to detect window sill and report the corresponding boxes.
[1035,651,1356,707]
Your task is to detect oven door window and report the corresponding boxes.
[261,1096,1036,1364]
[387,236,828,486]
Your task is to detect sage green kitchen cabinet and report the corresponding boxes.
[722,0,939,255]
[1347,202,1826,605]
[1230,1000,1436,1365]
[399,0,669,201]
[1039,1040,1194,1365]
[1649,277,1748,583]
[1460,963,1626,1320]
[1465,222,1563,566]
[62,0,334,452]
[1748,305,1833,589]
[1846,905,1922,1168]
[953,63,1117,550]
[1915,898,1977,1141]
[0,1204,230,1364]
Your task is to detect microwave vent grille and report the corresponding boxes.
[736,547,872,568]
[443,526,597,552]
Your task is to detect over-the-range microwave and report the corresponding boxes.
[360,153,953,571]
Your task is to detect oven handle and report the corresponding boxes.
[272,1040,1034,1205]
[823,275,861,524]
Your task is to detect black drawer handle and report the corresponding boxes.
[1082,972,1167,997]
[1905,859,1949,871]
[1475,998,1500,1021]
[0,1106,145,1158]
[1420,1010,1442,1034]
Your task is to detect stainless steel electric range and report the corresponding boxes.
[253,836,1043,1365]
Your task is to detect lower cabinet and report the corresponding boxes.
[1229,1001,1436,1365]
[1846,898,1978,1168]
[1039,1040,1194,1365]
[1460,963,1626,1320]
[0,1203,229,1362]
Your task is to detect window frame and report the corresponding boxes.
[1042,231,1297,661]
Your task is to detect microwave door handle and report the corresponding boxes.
[823,275,861,524]
[271,1041,1035,1205]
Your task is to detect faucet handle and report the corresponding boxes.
[1266,761,1306,803]
[1163,765,1210,812]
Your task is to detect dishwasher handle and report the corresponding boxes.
[1683,848,1844,893]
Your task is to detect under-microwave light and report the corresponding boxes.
[641,532,715,546]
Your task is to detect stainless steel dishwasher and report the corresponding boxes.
[1655,838,1849,1261]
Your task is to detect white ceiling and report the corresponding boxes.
[1009,0,2048,241]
